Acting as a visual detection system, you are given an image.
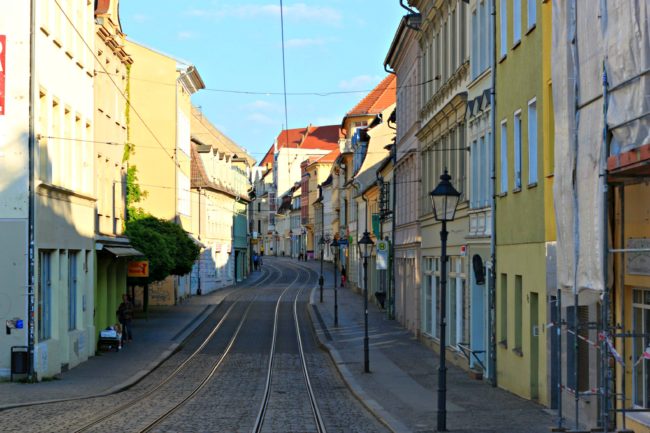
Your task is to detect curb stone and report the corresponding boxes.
[307,287,410,433]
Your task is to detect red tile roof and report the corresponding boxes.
[346,75,397,117]
[315,148,340,164]
[259,124,341,167]
[301,125,341,150]
[95,0,111,15]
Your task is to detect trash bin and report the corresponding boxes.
[10,346,29,382]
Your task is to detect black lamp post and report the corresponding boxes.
[358,231,375,373]
[318,236,325,303]
[430,169,461,432]
[331,237,340,326]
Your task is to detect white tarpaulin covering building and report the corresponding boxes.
[552,0,649,305]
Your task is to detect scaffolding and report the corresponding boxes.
[551,60,650,433]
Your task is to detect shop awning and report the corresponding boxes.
[103,246,144,258]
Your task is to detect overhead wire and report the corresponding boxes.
[95,70,435,98]
[279,0,291,153]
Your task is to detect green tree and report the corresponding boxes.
[126,216,200,283]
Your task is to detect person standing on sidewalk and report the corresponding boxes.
[117,294,134,343]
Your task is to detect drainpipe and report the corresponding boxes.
[388,122,397,320]
[488,0,497,387]
[27,0,37,381]
[197,188,202,295]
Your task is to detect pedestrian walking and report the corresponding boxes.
[341,266,347,287]
[117,294,134,343]
[253,253,259,271]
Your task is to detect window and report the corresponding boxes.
[177,172,191,216]
[451,7,457,72]
[422,258,435,337]
[528,99,538,184]
[514,111,522,189]
[633,289,650,407]
[481,135,489,206]
[500,120,508,193]
[479,1,487,72]
[448,257,467,347]
[499,273,508,345]
[500,0,507,57]
[567,305,590,392]
[68,252,77,330]
[527,0,537,29]
[459,126,467,201]
[38,252,52,341]
[39,91,51,182]
[177,109,190,156]
[471,9,478,79]
[487,131,493,202]
[471,139,479,208]
[513,0,522,44]
[514,275,522,352]
[459,1,467,63]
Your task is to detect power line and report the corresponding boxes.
[279,0,291,155]
[96,70,435,97]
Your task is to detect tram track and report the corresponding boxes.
[68,264,284,433]
[252,261,326,433]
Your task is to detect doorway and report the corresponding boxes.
[530,292,539,400]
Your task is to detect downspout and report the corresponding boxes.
[600,61,611,433]
[488,0,497,387]
[197,188,201,295]
[388,123,397,320]
[28,0,37,381]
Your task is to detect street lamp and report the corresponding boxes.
[330,237,340,326]
[358,231,375,373]
[318,236,326,303]
[429,169,461,432]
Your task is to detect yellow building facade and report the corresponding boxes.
[495,0,554,406]
[126,40,204,305]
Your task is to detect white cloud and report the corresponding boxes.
[248,113,276,125]
[243,100,284,115]
[186,3,342,25]
[338,75,382,91]
[131,13,149,23]
[177,31,196,40]
[285,38,327,48]
[315,116,342,126]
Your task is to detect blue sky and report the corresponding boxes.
[119,1,404,163]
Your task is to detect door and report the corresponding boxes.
[470,273,486,370]
[530,292,539,400]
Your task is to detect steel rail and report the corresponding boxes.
[71,264,281,433]
[252,262,311,433]
[139,292,261,433]
[293,286,328,433]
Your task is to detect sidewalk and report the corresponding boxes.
[0,285,238,410]
[306,259,556,433]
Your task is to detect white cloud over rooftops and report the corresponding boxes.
[185,3,342,25]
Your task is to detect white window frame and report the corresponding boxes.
[527,98,538,185]
[500,0,507,57]
[500,119,508,193]
[514,110,522,190]
[513,0,522,45]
